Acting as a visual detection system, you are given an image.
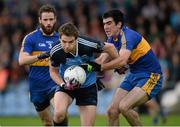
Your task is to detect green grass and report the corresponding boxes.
[0,114,179,126]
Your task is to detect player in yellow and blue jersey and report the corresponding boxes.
[86,10,163,126]
[18,5,67,126]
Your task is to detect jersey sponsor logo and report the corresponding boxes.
[81,55,90,62]
[38,43,46,47]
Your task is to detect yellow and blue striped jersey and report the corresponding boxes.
[107,26,162,73]
[22,28,59,92]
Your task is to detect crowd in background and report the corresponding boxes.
[0,0,179,107]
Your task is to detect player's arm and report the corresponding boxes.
[95,52,111,64]
[19,36,49,66]
[102,48,131,70]
[49,64,64,86]
[49,44,67,86]
[19,48,50,65]
[19,48,38,65]
[102,42,119,60]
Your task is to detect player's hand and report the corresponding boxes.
[80,61,101,72]
[114,66,128,75]
[37,52,50,60]
[60,78,80,90]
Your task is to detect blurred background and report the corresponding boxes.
[0,0,179,126]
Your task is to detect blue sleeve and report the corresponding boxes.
[123,30,142,51]
[22,35,34,54]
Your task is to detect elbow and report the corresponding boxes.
[18,58,25,66]
[49,71,53,79]
[49,67,56,79]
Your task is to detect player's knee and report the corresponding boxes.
[54,110,66,123]
[119,102,129,115]
[107,106,120,119]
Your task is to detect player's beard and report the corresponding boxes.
[40,23,56,35]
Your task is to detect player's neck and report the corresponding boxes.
[70,48,76,56]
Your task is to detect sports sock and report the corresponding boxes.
[53,117,68,126]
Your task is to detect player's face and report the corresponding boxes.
[61,35,76,53]
[39,12,56,35]
[103,17,120,37]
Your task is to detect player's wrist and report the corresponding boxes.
[100,64,103,71]
[59,82,65,87]
[37,52,50,60]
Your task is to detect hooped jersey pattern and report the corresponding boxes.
[22,28,59,92]
[107,26,162,74]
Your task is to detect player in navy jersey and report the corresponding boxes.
[18,5,68,126]
[86,10,163,126]
[49,22,118,126]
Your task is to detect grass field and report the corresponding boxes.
[0,114,179,126]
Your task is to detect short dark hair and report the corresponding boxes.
[102,9,124,26]
[58,22,79,39]
[38,4,56,18]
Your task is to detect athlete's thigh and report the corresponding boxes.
[110,88,128,109]
[120,72,163,109]
[120,87,149,109]
[54,91,73,113]
[78,105,96,126]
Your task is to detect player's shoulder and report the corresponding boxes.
[78,35,101,48]
[122,26,142,42]
[78,35,101,43]
[50,40,62,56]
[123,27,141,37]
[23,29,39,41]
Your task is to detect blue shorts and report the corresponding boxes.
[56,84,98,106]
[120,72,163,99]
[30,86,56,111]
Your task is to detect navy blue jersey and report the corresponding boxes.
[50,35,104,88]
[22,28,59,92]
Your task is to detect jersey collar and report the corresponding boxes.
[69,40,78,57]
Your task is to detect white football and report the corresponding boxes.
[64,65,86,84]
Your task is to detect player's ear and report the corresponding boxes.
[39,17,41,24]
[54,16,57,22]
[117,22,122,29]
